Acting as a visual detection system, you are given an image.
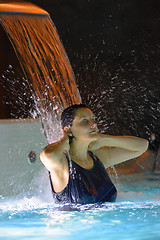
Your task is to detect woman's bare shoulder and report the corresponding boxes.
[92,147,110,166]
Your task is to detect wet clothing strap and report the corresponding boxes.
[49,151,117,204]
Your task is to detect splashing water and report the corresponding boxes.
[74,38,160,141]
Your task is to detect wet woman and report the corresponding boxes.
[40,104,149,204]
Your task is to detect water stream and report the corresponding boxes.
[0,2,81,143]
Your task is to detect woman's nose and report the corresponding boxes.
[91,121,97,128]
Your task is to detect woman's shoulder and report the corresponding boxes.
[90,148,110,167]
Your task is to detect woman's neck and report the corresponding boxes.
[69,138,90,162]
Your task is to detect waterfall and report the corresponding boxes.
[0,2,81,143]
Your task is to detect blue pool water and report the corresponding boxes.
[0,173,160,240]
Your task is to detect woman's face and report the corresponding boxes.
[70,108,98,141]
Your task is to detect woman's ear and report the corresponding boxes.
[64,126,73,136]
[64,126,69,132]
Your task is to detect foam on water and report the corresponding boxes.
[0,173,160,212]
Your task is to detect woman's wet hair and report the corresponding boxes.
[61,104,88,129]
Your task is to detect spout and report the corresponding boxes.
[0,1,49,16]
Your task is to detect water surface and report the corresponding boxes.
[0,173,160,240]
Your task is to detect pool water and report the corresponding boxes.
[0,173,160,240]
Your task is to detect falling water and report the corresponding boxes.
[0,2,81,143]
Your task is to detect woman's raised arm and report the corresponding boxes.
[40,132,70,171]
[89,134,149,168]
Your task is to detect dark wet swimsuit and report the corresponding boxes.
[49,151,117,204]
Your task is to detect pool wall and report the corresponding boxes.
[0,119,51,199]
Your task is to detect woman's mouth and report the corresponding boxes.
[89,130,97,134]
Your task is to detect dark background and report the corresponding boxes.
[1,0,160,141]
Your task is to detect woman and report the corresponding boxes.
[40,104,149,204]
